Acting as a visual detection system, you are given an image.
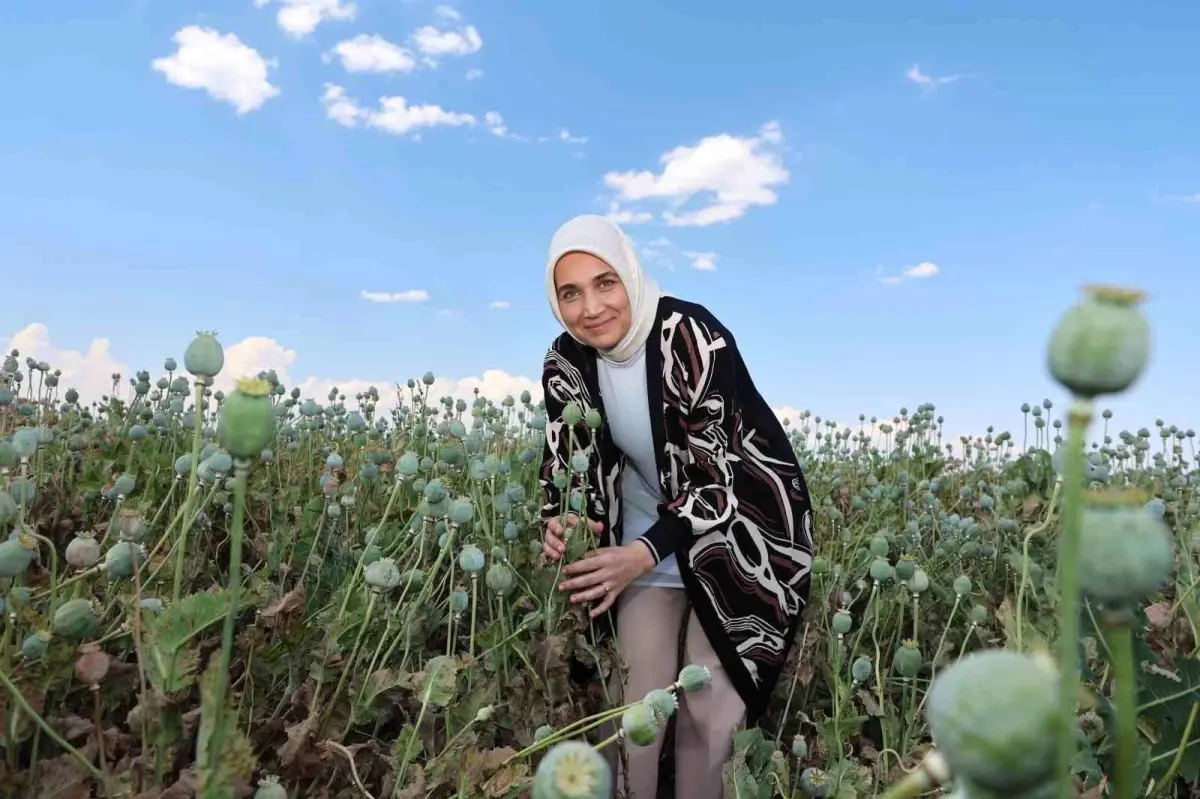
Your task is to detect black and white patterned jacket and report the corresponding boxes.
[539,295,815,723]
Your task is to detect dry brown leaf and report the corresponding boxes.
[32,750,95,799]
[51,715,94,741]
[278,715,317,771]
[260,587,306,629]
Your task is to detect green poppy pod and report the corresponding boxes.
[53,598,99,640]
[924,650,1060,793]
[184,331,225,379]
[485,563,515,595]
[449,590,469,613]
[105,541,146,580]
[832,609,852,635]
[676,664,711,692]
[562,402,583,426]
[21,630,50,661]
[217,379,275,460]
[892,641,922,678]
[531,740,611,799]
[11,428,38,459]
[800,768,830,798]
[254,776,288,799]
[1047,285,1150,398]
[621,702,660,747]
[791,735,808,759]
[0,533,36,578]
[449,498,475,525]
[458,544,485,573]
[1078,500,1174,607]
[423,479,448,504]
[364,558,402,592]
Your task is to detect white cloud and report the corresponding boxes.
[603,121,788,227]
[876,262,940,285]
[434,4,461,20]
[330,34,416,73]
[410,24,482,61]
[489,300,511,309]
[906,63,966,88]
[902,262,939,279]
[214,336,298,393]
[361,289,431,303]
[258,0,356,37]
[322,84,476,137]
[558,128,588,145]
[604,200,653,225]
[4,324,128,405]
[685,251,718,271]
[151,26,279,115]
[482,110,511,137]
[1162,192,1200,203]
[465,68,484,80]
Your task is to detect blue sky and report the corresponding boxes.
[2,0,1197,441]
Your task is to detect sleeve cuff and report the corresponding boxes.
[635,510,690,565]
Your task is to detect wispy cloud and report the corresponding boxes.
[604,200,653,225]
[684,251,718,271]
[1160,192,1200,203]
[489,300,511,309]
[876,262,940,285]
[906,63,968,89]
[361,289,431,303]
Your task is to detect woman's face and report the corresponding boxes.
[553,251,632,350]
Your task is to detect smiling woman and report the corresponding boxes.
[538,214,816,799]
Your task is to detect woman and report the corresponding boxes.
[538,214,815,799]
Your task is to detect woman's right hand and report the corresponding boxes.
[543,514,604,560]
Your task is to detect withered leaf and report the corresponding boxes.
[260,587,306,629]
[279,716,317,771]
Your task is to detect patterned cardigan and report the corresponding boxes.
[538,295,815,723]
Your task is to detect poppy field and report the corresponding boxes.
[0,286,1196,799]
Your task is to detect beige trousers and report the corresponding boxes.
[605,585,746,799]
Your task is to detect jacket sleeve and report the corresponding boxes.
[635,314,739,564]
[538,346,569,523]
[537,340,604,525]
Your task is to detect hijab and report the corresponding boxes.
[545,214,664,365]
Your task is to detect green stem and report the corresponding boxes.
[1110,622,1137,799]
[206,460,249,767]
[0,668,104,782]
[1054,398,1092,799]
[172,381,206,602]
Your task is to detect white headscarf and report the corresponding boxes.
[546,214,664,365]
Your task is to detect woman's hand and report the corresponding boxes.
[559,541,656,617]
[543,514,604,561]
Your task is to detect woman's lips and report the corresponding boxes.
[584,318,611,331]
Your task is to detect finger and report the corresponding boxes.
[546,518,563,535]
[544,532,564,550]
[543,542,561,561]
[562,554,609,576]
[590,588,618,618]
[588,519,605,533]
[570,583,609,604]
[559,568,607,592]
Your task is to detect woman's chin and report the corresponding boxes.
[591,330,625,349]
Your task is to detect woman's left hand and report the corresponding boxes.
[559,542,655,617]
